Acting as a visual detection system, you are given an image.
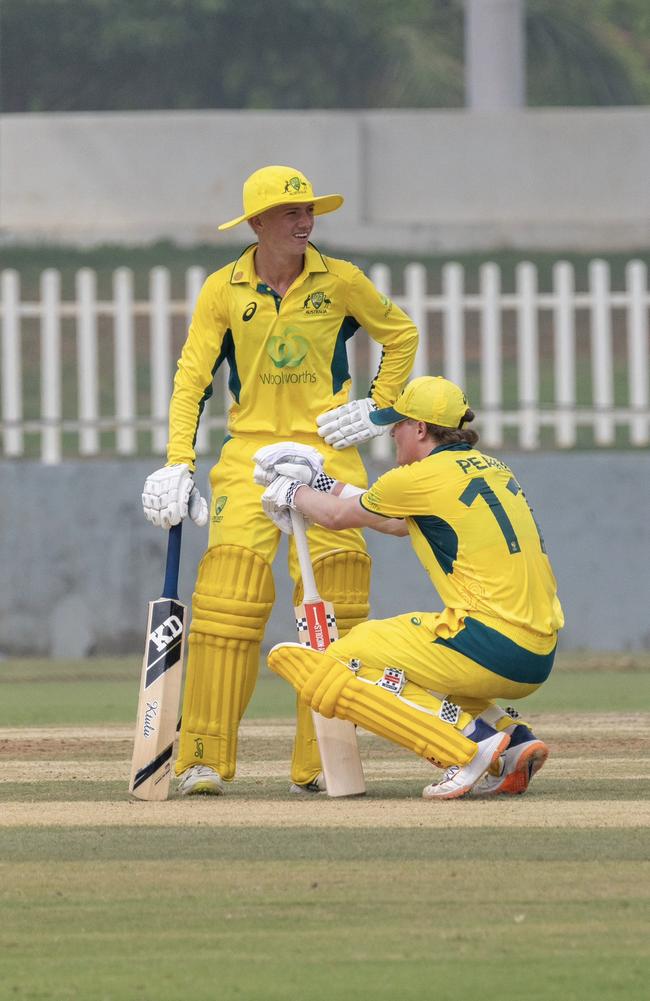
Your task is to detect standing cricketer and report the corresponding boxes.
[261,376,564,799]
[141,165,418,795]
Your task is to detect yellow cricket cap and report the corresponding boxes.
[370,376,469,429]
[218,165,344,231]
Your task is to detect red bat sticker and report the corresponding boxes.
[305,602,330,651]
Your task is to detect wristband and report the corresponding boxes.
[339,483,365,499]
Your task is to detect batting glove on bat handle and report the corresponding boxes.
[252,441,324,486]
[261,475,304,512]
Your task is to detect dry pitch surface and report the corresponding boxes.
[1,711,648,825]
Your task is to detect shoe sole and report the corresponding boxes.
[498,741,549,795]
[423,733,511,800]
[178,779,225,796]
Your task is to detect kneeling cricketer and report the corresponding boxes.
[258,376,564,799]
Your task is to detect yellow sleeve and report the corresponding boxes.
[167,276,229,470]
[360,467,414,518]
[345,268,418,407]
[360,460,448,518]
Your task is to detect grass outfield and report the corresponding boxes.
[0,654,649,1000]
[1,651,650,726]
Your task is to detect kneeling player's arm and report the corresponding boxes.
[293,484,408,536]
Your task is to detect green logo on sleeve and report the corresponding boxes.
[364,487,381,510]
[379,293,393,318]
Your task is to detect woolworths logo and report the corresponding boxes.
[266,328,309,368]
[260,327,317,385]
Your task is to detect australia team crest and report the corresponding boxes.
[303,291,332,314]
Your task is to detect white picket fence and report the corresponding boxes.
[1,260,648,464]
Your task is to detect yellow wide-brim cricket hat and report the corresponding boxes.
[370,376,469,429]
[218,165,344,231]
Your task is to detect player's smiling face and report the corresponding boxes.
[253,203,315,254]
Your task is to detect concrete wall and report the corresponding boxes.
[1,109,650,252]
[2,453,648,658]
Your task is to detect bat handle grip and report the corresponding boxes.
[162,522,183,600]
[290,510,319,603]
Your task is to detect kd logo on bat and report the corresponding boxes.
[149,614,184,653]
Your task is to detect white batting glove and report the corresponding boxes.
[262,475,304,512]
[142,463,209,530]
[316,398,388,449]
[261,475,306,535]
[262,505,294,535]
[253,441,324,487]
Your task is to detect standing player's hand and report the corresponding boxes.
[316,398,388,449]
[142,463,209,530]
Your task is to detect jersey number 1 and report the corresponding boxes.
[459,476,546,554]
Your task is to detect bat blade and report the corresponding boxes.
[294,596,366,798]
[129,595,186,801]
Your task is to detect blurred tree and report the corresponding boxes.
[595,0,650,102]
[0,0,648,111]
[527,0,648,105]
[0,0,463,110]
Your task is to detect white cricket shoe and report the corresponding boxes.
[469,724,549,796]
[177,765,226,796]
[289,773,326,795]
[422,720,511,800]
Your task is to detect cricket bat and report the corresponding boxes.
[129,522,186,801]
[290,510,366,798]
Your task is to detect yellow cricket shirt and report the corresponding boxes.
[361,443,564,647]
[168,243,418,467]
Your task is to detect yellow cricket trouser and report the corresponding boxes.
[328,610,557,717]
